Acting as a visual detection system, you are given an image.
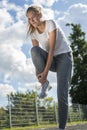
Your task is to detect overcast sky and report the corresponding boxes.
[0,0,87,106]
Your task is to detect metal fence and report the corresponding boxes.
[0,95,87,129]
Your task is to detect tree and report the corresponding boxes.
[66,23,87,104]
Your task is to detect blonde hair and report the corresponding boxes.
[26,5,42,34]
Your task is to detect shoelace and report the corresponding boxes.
[43,81,49,91]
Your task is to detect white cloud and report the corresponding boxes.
[42,7,55,20]
[0,22,27,49]
[0,8,14,29]
[0,84,15,97]
[18,82,41,93]
[0,4,27,48]
[32,0,58,7]
[0,0,8,7]
[1,0,22,12]
[10,58,35,83]
[67,3,87,22]
[58,3,87,39]
[0,0,27,24]
[0,43,35,84]
[0,83,15,107]
[0,44,26,70]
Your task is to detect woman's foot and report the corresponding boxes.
[39,80,52,99]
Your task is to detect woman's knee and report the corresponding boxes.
[57,83,68,105]
[31,46,39,57]
[58,95,68,107]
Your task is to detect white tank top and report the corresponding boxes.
[31,20,71,56]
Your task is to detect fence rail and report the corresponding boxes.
[0,95,87,129]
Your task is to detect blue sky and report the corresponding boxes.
[0,0,87,107]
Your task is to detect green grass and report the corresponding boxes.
[67,121,87,126]
[2,124,57,130]
[2,121,87,130]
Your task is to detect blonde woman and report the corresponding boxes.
[26,5,73,130]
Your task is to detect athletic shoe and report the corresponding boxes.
[39,80,52,99]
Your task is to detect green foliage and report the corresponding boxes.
[5,91,56,127]
[68,106,83,122]
[66,23,87,104]
[7,90,38,126]
[0,107,9,128]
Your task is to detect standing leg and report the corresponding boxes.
[56,52,73,130]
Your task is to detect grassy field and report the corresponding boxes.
[2,121,87,130]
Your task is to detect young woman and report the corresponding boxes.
[26,5,73,130]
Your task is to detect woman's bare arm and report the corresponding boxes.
[38,29,56,83]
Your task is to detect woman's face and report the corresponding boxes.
[27,11,41,28]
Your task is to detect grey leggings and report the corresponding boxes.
[31,46,73,129]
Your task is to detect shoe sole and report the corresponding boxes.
[48,86,52,91]
[39,86,52,99]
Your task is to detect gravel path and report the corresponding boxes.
[26,124,87,130]
[41,124,87,130]
[66,124,87,130]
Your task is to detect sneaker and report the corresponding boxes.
[39,80,52,99]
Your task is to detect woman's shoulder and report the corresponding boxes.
[46,19,55,24]
[45,19,58,31]
[46,19,58,27]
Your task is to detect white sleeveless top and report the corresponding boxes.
[31,20,71,56]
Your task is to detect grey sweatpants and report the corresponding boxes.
[31,46,73,129]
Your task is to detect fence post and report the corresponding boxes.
[54,101,58,124]
[78,104,82,121]
[35,97,39,125]
[8,95,12,128]
[68,106,72,122]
